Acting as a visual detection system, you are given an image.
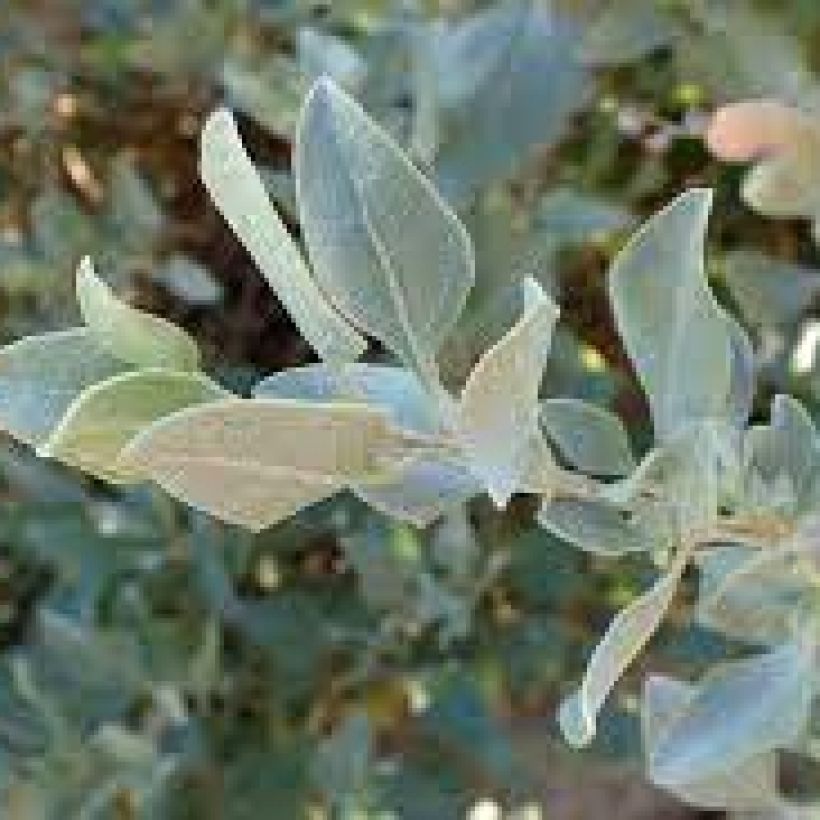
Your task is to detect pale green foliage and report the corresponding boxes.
[1,75,819,814]
[76,257,201,372]
[295,78,475,391]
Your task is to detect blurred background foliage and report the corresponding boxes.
[0,0,819,816]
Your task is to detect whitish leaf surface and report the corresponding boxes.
[121,399,409,531]
[296,78,474,386]
[643,675,780,810]
[457,278,559,507]
[0,329,125,447]
[648,641,813,788]
[540,398,635,476]
[538,498,654,557]
[253,363,439,433]
[41,369,228,484]
[76,257,200,371]
[558,548,688,747]
[609,189,738,440]
[254,363,477,526]
[199,109,366,364]
[695,545,810,646]
[744,394,818,514]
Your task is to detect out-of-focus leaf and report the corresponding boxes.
[642,675,780,810]
[558,547,688,747]
[743,394,818,515]
[580,0,682,65]
[609,189,743,440]
[121,399,410,531]
[152,254,223,307]
[41,369,228,483]
[721,249,820,330]
[0,329,125,447]
[540,398,635,477]
[312,711,372,807]
[200,109,366,364]
[296,77,474,388]
[458,278,559,506]
[431,2,588,199]
[647,641,813,789]
[297,28,366,87]
[76,257,200,371]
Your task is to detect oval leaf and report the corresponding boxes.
[0,329,125,447]
[41,369,229,483]
[121,399,410,531]
[540,398,635,476]
[296,77,474,386]
[200,109,366,364]
[77,257,200,371]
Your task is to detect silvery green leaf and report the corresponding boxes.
[0,329,125,447]
[744,394,818,514]
[533,187,634,244]
[642,675,780,810]
[312,711,371,807]
[721,249,820,330]
[537,498,653,557]
[152,254,223,307]
[254,364,477,526]
[297,28,366,88]
[648,641,813,789]
[558,548,688,747]
[253,363,438,433]
[695,545,810,646]
[200,108,366,365]
[609,189,739,440]
[540,398,635,477]
[76,257,200,372]
[354,457,479,528]
[458,278,559,507]
[121,398,410,531]
[296,77,474,387]
[40,369,229,484]
[432,3,588,199]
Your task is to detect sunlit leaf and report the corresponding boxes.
[648,641,813,788]
[458,278,559,506]
[0,329,125,447]
[76,257,200,371]
[558,547,688,747]
[121,398,410,531]
[642,675,780,810]
[200,108,366,364]
[41,369,228,483]
[609,189,741,440]
[296,77,474,388]
[540,398,634,477]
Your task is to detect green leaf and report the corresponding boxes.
[76,257,200,371]
[120,398,411,531]
[199,109,366,364]
[609,189,739,440]
[457,278,559,507]
[540,398,635,477]
[642,675,780,810]
[296,77,474,388]
[0,329,125,447]
[558,547,688,747]
[40,369,229,484]
[647,641,813,789]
